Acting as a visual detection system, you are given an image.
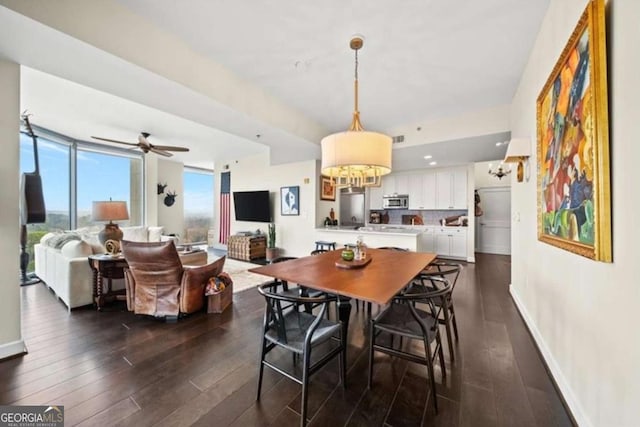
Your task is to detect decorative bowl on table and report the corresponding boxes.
[341,249,354,261]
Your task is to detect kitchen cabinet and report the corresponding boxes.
[408,171,436,210]
[418,227,435,253]
[394,174,410,195]
[434,227,467,259]
[436,167,467,209]
[368,185,384,210]
[382,174,395,196]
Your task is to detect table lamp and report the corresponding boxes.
[92,200,129,245]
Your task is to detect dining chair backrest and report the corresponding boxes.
[257,280,338,343]
[421,262,462,291]
[376,246,409,251]
[270,256,298,264]
[398,276,451,331]
[310,249,328,255]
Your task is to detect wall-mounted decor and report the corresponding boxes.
[320,176,336,201]
[536,0,611,261]
[280,186,299,216]
[164,191,178,207]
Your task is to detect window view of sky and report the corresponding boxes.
[184,170,214,215]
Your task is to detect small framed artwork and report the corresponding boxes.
[281,186,300,216]
[536,0,611,261]
[320,176,336,201]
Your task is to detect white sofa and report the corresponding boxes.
[34,226,164,310]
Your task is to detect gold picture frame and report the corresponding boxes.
[536,0,611,261]
[320,176,336,201]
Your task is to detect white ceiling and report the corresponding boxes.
[2,0,549,170]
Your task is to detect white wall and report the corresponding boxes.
[0,60,25,359]
[215,153,318,257]
[509,1,640,426]
[157,158,184,236]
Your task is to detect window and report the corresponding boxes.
[19,129,144,272]
[76,149,143,227]
[183,168,214,244]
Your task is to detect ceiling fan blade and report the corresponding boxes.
[91,136,139,146]
[151,145,190,152]
[150,147,173,157]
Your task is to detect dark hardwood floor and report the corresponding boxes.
[1,253,573,426]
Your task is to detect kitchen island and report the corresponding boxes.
[316,226,426,252]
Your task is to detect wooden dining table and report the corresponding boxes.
[248,248,437,336]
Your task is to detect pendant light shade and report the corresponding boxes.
[321,36,392,188]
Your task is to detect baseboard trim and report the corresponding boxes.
[509,284,588,427]
[0,339,27,361]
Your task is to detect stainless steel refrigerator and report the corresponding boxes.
[339,187,365,228]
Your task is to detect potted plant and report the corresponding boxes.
[266,223,279,261]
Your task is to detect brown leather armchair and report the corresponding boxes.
[121,240,225,317]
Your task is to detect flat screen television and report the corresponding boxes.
[233,190,271,222]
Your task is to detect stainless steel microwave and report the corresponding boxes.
[383,194,409,209]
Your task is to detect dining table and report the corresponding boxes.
[248,248,437,337]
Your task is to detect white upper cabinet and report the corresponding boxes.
[436,167,467,209]
[394,174,410,195]
[421,172,437,209]
[408,174,424,209]
[382,174,396,196]
[368,185,384,210]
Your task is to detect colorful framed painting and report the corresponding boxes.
[280,186,300,216]
[536,0,611,261]
[320,176,336,201]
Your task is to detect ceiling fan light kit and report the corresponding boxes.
[91,132,189,157]
[321,36,392,188]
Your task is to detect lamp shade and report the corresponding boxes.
[504,138,531,163]
[92,200,129,222]
[321,130,392,186]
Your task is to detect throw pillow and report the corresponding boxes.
[148,226,164,242]
[122,226,147,242]
[46,232,81,249]
[61,240,93,258]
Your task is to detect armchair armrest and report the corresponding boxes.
[179,256,226,313]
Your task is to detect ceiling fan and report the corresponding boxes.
[91,132,189,157]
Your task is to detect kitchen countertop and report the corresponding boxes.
[317,226,423,236]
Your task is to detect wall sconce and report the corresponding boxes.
[488,162,512,179]
[503,137,531,182]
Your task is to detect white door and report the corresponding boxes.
[476,187,511,255]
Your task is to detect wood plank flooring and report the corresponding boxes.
[0,253,574,426]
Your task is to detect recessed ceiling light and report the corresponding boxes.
[429,161,437,166]
[423,155,432,159]
[495,142,502,146]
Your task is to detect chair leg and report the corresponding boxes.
[442,308,455,362]
[424,337,438,414]
[450,305,459,340]
[257,336,268,400]
[437,333,447,379]
[368,320,375,389]
[338,329,347,388]
[367,302,372,316]
[301,349,312,427]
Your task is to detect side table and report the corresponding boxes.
[88,254,128,310]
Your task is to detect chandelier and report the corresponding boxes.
[321,36,392,188]
[488,162,512,179]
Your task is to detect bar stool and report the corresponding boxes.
[314,240,336,251]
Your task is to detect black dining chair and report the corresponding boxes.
[270,255,326,316]
[257,281,346,427]
[368,276,450,414]
[413,261,462,361]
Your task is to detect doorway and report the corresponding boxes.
[475,187,511,255]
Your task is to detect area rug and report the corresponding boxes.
[211,256,267,293]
